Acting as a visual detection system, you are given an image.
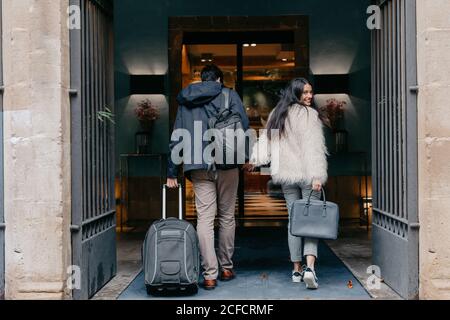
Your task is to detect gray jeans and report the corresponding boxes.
[282,183,321,262]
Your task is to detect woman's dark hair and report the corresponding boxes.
[201,64,224,83]
[266,78,330,139]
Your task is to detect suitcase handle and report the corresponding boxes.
[162,183,183,220]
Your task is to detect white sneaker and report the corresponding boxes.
[303,268,319,289]
[292,270,303,283]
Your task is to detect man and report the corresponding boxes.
[167,65,249,290]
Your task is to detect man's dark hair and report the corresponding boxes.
[201,64,224,83]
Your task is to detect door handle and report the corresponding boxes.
[410,223,420,230]
[70,225,81,233]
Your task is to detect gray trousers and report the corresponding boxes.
[190,169,239,280]
[282,183,321,262]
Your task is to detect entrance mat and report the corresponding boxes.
[118,227,371,300]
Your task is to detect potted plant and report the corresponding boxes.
[134,99,160,132]
[134,99,160,154]
[320,98,348,153]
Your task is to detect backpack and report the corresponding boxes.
[205,88,246,174]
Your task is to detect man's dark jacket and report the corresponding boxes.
[167,81,250,178]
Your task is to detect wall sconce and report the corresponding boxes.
[313,74,349,95]
[362,197,373,210]
[130,75,166,95]
[362,196,373,224]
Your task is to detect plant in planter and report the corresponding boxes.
[134,99,160,154]
[320,98,348,153]
[134,99,160,132]
[320,98,346,131]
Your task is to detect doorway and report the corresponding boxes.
[80,8,419,300]
[169,17,309,223]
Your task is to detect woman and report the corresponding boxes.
[248,78,329,289]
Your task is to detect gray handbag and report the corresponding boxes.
[289,189,339,240]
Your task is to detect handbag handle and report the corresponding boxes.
[306,188,327,204]
[305,188,328,217]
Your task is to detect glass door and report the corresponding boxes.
[242,43,295,219]
[180,32,298,221]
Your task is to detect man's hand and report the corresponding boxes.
[167,178,179,189]
[312,180,322,192]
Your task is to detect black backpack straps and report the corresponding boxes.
[202,87,230,119]
[222,88,230,110]
[212,88,230,121]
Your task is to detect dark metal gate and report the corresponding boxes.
[371,0,419,299]
[69,0,116,300]
[0,0,4,301]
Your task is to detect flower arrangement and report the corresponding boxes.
[134,99,160,122]
[320,98,347,131]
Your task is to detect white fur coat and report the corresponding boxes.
[250,104,329,185]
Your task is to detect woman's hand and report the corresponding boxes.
[166,178,179,189]
[242,163,256,172]
[312,180,322,192]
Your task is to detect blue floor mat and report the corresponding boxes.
[118,228,371,300]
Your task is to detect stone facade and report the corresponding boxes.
[2,0,71,299]
[417,0,450,300]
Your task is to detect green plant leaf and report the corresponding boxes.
[97,105,116,125]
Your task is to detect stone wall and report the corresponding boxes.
[2,0,72,299]
[417,0,450,300]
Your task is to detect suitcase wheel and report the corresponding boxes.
[146,284,198,296]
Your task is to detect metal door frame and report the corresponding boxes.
[169,16,310,219]
[69,0,116,300]
[371,0,418,299]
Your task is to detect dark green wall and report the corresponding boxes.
[114,0,372,177]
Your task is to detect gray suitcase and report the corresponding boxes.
[142,184,200,295]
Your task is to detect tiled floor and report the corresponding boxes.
[186,193,287,218]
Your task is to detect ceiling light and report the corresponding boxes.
[251,43,257,47]
[243,43,250,47]
[276,50,294,62]
[200,53,213,63]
